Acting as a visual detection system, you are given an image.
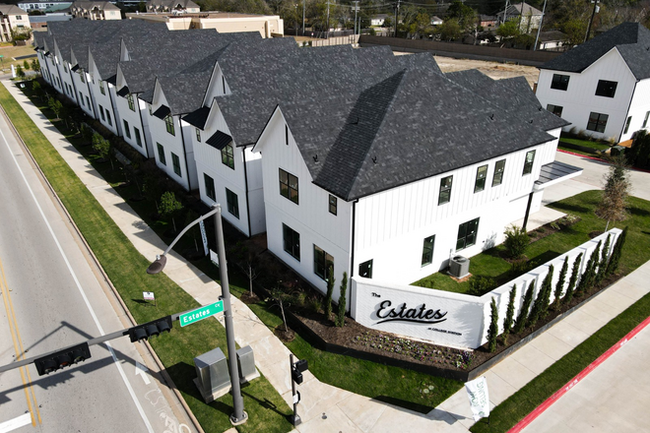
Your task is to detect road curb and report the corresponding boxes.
[507,314,650,433]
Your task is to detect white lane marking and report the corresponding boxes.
[0,122,155,433]
[135,361,151,385]
[0,413,31,433]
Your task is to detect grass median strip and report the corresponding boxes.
[0,82,293,432]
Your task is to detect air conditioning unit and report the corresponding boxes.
[449,255,470,278]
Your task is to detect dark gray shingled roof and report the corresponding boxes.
[446,69,570,131]
[281,66,555,201]
[541,22,650,80]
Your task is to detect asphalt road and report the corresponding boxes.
[0,106,196,432]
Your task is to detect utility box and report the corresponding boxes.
[194,347,231,403]
[236,345,260,384]
[449,255,470,278]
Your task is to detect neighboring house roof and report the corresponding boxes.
[445,69,570,131]
[71,1,120,11]
[498,2,543,18]
[541,22,650,80]
[147,0,199,10]
[0,4,27,15]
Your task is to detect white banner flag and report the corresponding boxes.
[465,376,490,421]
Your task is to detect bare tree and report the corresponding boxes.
[596,155,631,231]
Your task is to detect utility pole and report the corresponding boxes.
[353,1,359,36]
[533,0,548,51]
[326,0,330,39]
[502,0,509,26]
[394,0,400,38]
[302,0,305,36]
[584,0,601,42]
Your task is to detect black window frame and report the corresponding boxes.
[474,165,488,193]
[99,81,105,95]
[313,245,334,281]
[123,120,131,139]
[164,114,175,136]
[456,218,479,251]
[644,111,650,128]
[523,150,535,175]
[359,259,373,278]
[329,194,337,215]
[546,104,563,117]
[551,74,570,91]
[157,142,166,166]
[492,159,506,186]
[204,173,216,201]
[279,168,299,204]
[282,224,300,261]
[225,188,239,219]
[127,93,135,111]
[134,128,142,147]
[221,142,234,170]
[595,80,618,98]
[438,175,453,205]
[195,128,201,142]
[587,112,609,133]
[624,116,632,134]
[171,152,181,177]
[421,235,435,266]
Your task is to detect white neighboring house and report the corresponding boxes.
[70,1,121,20]
[536,22,650,143]
[496,2,543,33]
[253,67,580,300]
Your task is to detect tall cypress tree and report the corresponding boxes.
[527,265,553,328]
[606,227,627,276]
[336,272,348,327]
[564,253,583,305]
[324,267,335,321]
[502,285,516,345]
[576,242,601,296]
[487,297,499,353]
[595,234,611,286]
[514,280,535,333]
[540,264,554,319]
[553,257,569,310]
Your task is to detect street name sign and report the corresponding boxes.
[179,301,224,327]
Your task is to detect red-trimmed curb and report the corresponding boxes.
[557,149,605,161]
[508,315,650,433]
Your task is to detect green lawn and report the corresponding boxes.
[0,83,293,433]
[414,190,650,295]
[558,136,611,157]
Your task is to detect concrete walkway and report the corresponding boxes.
[5,79,650,433]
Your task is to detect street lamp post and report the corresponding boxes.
[147,204,247,425]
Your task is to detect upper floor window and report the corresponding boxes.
[551,74,569,91]
[329,195,337,215]
[587,112,609,133]
[547,104,563,117]
[99,81,105,95]
[595,80,617,98]
[165,114,175,135]
[474,165,488,193]
[279,168,298,204]
[195,128,201,142]
[523,150,535,175]
[127,94,135,111]
[624,116,632,134]
[438,175,452,205]
[221,142,234,170]
[492,159,506,186]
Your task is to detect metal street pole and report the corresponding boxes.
[533,0,548,51]
[146,204,247,425]
[213,204,247,425]
[353,1,359,36]
[584,0,600,43]
[289,354,301,425]
[302,0,305,36]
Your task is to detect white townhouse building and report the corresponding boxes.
[253,66,580,299]
[536,22,650,143]
[0,4,31,42]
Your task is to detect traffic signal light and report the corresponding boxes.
[34,342,91,376]
[291,359,308,384]
[128,316,172,342]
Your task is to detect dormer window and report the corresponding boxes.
[99,81,105,95]
[127,94,135,111]
[165,114,175,135]
[221,142,234,169]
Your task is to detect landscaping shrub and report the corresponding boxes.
[502,285,516,345]
[514,280,535,333]
[606,227,627,276]
[564,253,583,305]
[468,275,496,296]
[487,298,499,353]
[504,224,529,259]
[553,257,568,310]
[324,267,335,320]
[336,272,347,327]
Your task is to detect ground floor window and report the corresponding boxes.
[421,235,435,266]
[456,218,479,251]
[587,112,608,133]
[359,259,373,278]
[157,143,166,166]
[226,188,239,219]
[204,173,215,201]
[172,153,181,177]
[282,224,300,261]
[314,245,333,281]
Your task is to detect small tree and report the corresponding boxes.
[502,285,516,345]
[514,280,535,333]
[595,234,611,286]
[16,65,25,78]
[487,297,499,353]
[606,227,627,276]
[23,60,30,70]
[323,266,335,320]
[48,96,63,119]
[336,272,348,327]
[595,155,630,231]
[92,132,110,158]
[31,59,40,72]
[159,191,183,232]
[245,252,259,298]
[553,257,569,310]
[32,80,44,101]
[504,224,529,260]
[564,253,583,305]
[269,286,290,333]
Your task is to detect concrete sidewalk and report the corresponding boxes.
[5,79,650,433]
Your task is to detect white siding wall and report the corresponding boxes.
[115,91,148,157]
[91,78,118,135]
[625,78,650,140]
[536,48,635,141]
[354,140,555,284]
[258,110,352,300]
[193,114,249,234]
